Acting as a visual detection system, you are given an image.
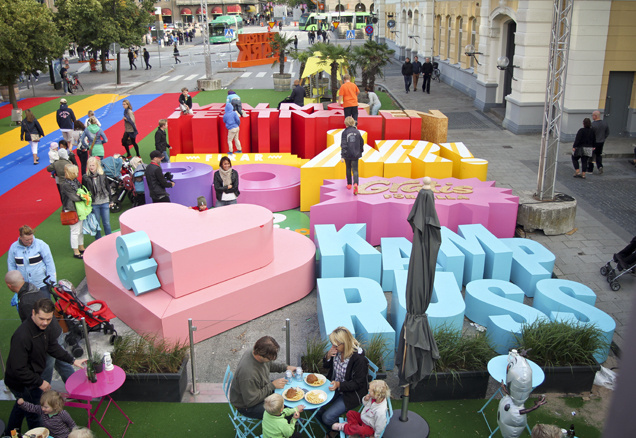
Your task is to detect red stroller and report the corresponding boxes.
[46,278,118,355]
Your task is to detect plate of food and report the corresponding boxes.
[24,427,50,438]
[304,373,327,387]
[305,389,328,405]
[283,386,305,402]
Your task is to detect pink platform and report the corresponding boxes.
[84,204,316,342]
[310,177,519,246]
[234,163,300,211]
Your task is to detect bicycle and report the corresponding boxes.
[66,73,84,93]
[432,61,441,82]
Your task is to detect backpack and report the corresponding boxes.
[343,129,361,159]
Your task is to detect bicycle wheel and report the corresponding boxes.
[77,80,84,91]
[68,82,75,94]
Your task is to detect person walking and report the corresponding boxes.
[337,74,360,123]
[20,109,44,165]
[143,48,152,70]
[47,148,72,204]
[412,56,422,92]
[223,102,242,154]
[7,225,56,293]
[127,48,137,70]
[173,44,182,64]
[72,120,88,176]
[154,119,171,163]
[588,110,609,174]
[82,157,112,239]
[145,150,174,203]
[293,35,298,51]
[421,57,433,93]
[78,117,107,160]
[122,99,140,158]
[366,87,381,115]
[56,98,76,146]
[402,58,413,93]
[340,116,364,195]
[572,118,595,179]
[60,165,89,258]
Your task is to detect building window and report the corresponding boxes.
[457,17,463,64]
[446,16,451,59]
[437,15,442,56]
[470,18,477,68]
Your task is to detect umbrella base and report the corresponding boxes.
[383,411,430,437]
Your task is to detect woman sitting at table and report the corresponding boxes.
[320,326,368,436]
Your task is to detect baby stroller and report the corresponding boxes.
[432,62,441,82]
[600,236,636,291]
[102,155,135,212]
[46,278,118,354]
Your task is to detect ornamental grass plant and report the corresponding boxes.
[433,326,496,373]
[513,320,607,367]
[112,333,188,374]
[300,336,329,373]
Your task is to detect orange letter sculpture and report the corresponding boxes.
[229,32,277,68]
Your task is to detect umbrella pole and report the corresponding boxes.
[400,384,410,422]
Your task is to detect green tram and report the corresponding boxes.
[299,12,371,31]
[209,15,244,43]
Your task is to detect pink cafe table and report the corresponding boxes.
[65,365,133,438]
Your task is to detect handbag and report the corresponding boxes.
[30,133,41,142]
[573,147,582,158]
[61,210,79,225]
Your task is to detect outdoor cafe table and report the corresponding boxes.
[275,373,335,438]
[65,365,134,438]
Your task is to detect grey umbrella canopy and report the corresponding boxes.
[396,187,441,387]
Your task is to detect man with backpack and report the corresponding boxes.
[340,116,364,195]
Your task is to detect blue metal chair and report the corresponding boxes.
[223,365,263,438]
[367,359,379,380]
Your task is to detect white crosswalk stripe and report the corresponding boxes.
[154,76,169,82]
[256,72,267,78]
[169,75,184,82]
[185,74,199,80]
[241,72,252,78]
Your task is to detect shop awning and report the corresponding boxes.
[246,5,256,13]
[196,7,206,14]
[181,8,192,15]
[161,8,172,16]
[227,5,241,13]
[211,6,222,14]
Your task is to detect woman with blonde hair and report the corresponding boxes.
[83,156,111,239]
[60,164,87,258]
[122,99,140,158]
[79,116,108,160]
[20,109,45,164]
[320,326,369,436]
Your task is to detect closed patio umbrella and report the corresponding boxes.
[387,179,440,436]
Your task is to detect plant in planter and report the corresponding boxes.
[270,32,296,91]
[513,320,607,393]
[111,333,189,402]
[91,352,104,374]
[358,333,390,378]
[300,336,329,374]
[410,326,496,402]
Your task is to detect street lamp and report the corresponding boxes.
[497,56,520,81]
[464,44,482,65]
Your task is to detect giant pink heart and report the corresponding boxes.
[84,203,316,342]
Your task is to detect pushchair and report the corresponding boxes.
[46,278,118,355]
[102,155,135,212]
[600,236,636,291]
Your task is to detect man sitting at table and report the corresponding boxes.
[230,336,297,419]
[3,298,86,436]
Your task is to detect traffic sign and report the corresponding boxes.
[332,21,340,29]
[225,28,234,39]
[346,30,355,40]
[365,25,374,35]
[268,21,275,29]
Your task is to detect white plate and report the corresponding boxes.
[305,389,327,404]
[283,387,305,402]
[24,427,49,438]
[304,373,327,387]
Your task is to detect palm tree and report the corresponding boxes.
[312,42,350,103]
[287,47,313,82]
[270,32,296,75]
[359,40,395,90]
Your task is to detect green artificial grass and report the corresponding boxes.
[0,397,602,438]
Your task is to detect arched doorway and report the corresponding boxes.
[502,20,516,104]
[335,4,345,12]
[355,2,366,12]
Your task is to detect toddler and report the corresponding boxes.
[262,393,304,438]
[49,141,59,164]
[18,390,77,438]
[332,380,390,438]
[87,110,101,126]
[69,427,96,438]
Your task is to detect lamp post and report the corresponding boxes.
[201,0,211,79]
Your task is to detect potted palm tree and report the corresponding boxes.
[270,32,295,91]
[311,42,350,103]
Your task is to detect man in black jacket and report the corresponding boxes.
[3,298,85,435]
[412,56,422,91]
[421,57,433,94]
[154,119,171,163]
[145,150,174,203]
[56,98,76,145]
[402,58,413,93]
[289,80,305,106]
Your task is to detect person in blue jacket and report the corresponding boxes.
[56,98,76,146]
[7,225,56,293]
[223,102,242,154]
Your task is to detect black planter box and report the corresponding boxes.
[409,370,490,402]
[535,363,601,394]
[110,357,189,402]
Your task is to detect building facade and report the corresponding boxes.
[155,1,258,25]
[376,0,636,138]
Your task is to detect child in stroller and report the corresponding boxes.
[600,236,636,291]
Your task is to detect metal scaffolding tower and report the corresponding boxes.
[200,0,212,79]
[536,0,574,201]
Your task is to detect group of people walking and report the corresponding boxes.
[402,56,434,94]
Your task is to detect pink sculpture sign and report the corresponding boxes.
[310,177,519,246]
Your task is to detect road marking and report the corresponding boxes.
[169,75,184,82]
[154,76,169,82]
[241,72,252,78]
[185,74,199,80]
[256,72,266,78]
